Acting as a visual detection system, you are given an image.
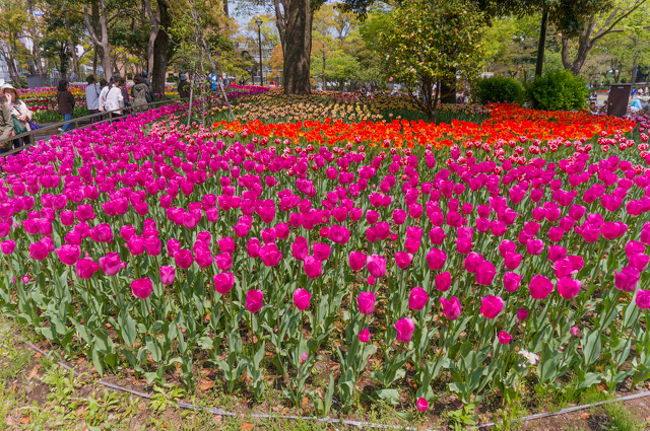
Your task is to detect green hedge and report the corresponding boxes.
[475,76,525,104]
[527,70,588,111]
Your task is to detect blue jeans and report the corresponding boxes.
[62,113,74,131]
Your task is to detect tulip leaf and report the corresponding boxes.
[374,388,400,405]
[582,330,602,366]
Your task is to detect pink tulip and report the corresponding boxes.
[245,289,264,313]
[260,243,282,267]
[56,244,81,266]
[435,271,452,292]
[394,317,415,342]
[0,240,15,255]
[76,258,99,279]
[358,328,370,343]
[293,288,311,311]
[357,291,376,315]
[498,331,511,344]
[160,265,175,285]
[247,237,261,258]
[635,290,650,309]
[29,240,49,261]
[503,272,521,293]
[426,248,447,271]
[99,252,125,276]
[395,251,413,269]
[440,296,461,320]
[408,286,429,311]
[366,254,387,278]
[349,251,366,271]
[218,237,235,254]
[303,255,322,279]
[214,253,233,271]
[516,307,529,320]
[475,260,496,286]
[529,274,554,299]
[416,397,429,412]
[131,277,153,299]
[615,266,640,292]
[464,252,483,273]
[480,295,503,319]
[214,272,234,295]
[312,243,331,261]
[175,249,193,269]
[570,326,581,336]
[557,277,581,299]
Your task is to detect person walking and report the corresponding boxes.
[85,75,101,118]
[104,77,124,119]
[57,79,75,132]
[119,77,131,115]
[98,78,109,116]
[2,84,34,147]
[131,75,150,112]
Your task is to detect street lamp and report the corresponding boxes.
[255,18,264,86]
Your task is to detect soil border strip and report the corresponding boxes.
[23,340,650,430]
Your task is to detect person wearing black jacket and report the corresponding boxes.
[57,80,75,132]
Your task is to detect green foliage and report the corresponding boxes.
[475,76,525,104]
[528,70,588,110]
[377,0,485,117]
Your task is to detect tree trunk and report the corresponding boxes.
[152,0,171,95]
[275,0,313,95]
[535,9,547,77]
[84,0,112,81]
[26,0,43,75]
[440,72,456,104]
[223,0,229,16]
[144,0,159,78]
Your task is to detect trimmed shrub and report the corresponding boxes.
[528,70,588,111]
[475,76,525,104]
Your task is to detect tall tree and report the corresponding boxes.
[378,0,484,118]
[559,0,648,75]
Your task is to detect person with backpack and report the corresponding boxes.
[131,74,150,112]
[85,75,101,118]
[57,79,75,132]
[0,92,15,152]
[141,71,153,101]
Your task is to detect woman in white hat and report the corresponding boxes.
[1,84,33,147]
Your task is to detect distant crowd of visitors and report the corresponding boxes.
[0,71,156,152]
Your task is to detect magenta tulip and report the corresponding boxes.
[349,251,366,271]
[529,274,554,299]
[394,317,415,342]
[498,331,512,344]
[357,291,376,315]
[503,272,521,293]
[635,290,650,309]
[303,255,322,279]
[366,254,387,278]
[76,258,99,279]
[245,289,264,313]
[213,272,234,295]
[160,265,175,285]
[615,266,640,292]
[416,397,429,412]
[358,328,370,343]
[99,252,124,276]
[56,244,81,266]
[408,286,429,311]
[293,288,311,311]
[131,277,153,299]
[557,277,581,299]
[480,295,503,319]
[426,247,447,271]
[435,271,452,292]
[440,296,461,320]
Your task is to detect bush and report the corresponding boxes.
[475,76,525,104]
[527,70,588,111]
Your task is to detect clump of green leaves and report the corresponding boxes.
[527,70,588,111]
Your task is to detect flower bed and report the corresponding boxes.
[0,104,649,417]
